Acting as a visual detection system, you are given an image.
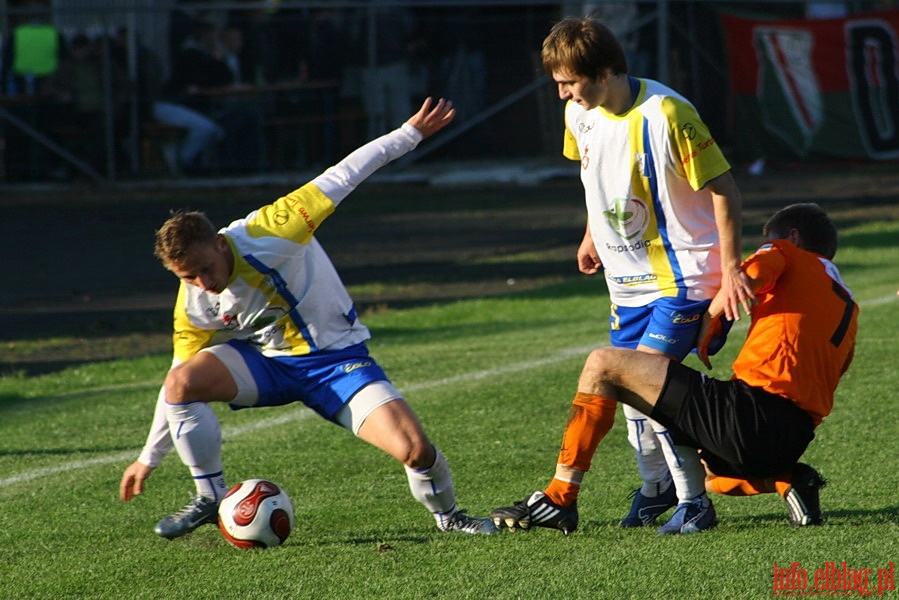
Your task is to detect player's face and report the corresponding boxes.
[167,236,233,294]
[552,69,604,109]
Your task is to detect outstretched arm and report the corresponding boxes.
[405,96,456,139]
[309,97,456,209]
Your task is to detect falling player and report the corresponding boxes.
[492,202,857,533]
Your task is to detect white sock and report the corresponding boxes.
[654,427,707,502]
[624,405,672,497]
[166,401,228,502]
[404,447,457,528]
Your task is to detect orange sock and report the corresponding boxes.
[545,477,580,506]
[774,475,792,498]
[707,476,769,496]
[707,472,792,497]
[544,392,617,506]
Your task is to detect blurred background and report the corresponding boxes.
[1,0,896,184]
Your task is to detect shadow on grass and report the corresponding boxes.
[581,505,899,531]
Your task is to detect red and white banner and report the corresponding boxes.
[721,9,899,160]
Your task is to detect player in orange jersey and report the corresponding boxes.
[492,203,857,534]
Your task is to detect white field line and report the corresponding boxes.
[1,293,894,489]
[0,346,595,488]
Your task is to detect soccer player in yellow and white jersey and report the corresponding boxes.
[118,97,498,539]
[528,16,754,534]
[492,203,857,533]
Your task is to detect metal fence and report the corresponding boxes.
[0,1,887,183]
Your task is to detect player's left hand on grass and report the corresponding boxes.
[119,460,155,502]
[406,97,456,139]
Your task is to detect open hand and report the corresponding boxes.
[406,97,456,140]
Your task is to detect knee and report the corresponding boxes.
[163,364,195,404]
[403,438,436,471]
[581,347,614,382]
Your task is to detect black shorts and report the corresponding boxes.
[650,361,815,478]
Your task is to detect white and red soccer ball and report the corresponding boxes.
[217,479,294,549]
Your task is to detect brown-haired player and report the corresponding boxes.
[537,15,754,533]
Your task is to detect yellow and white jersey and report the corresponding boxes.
[562,78,731,307]
[170,123,424,361]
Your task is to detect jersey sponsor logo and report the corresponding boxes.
[605,238,653,253]
[297,206,317,234]
[681,122,697,140]
[680,137,718,166]
[671,311,701,325]
[272,209,290,226]
[250,307,287,330]
[206,301,221,317]
[602,197,650,241]
[222,312,239,330]
[607,273,658,286]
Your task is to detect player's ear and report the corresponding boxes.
[787,228,802,248]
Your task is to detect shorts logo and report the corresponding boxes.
[344,361,372,374]
[648,332,678,345]
[671,311,701,325]
[603,197,650,241]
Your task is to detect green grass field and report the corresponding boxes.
[1,185,897,599]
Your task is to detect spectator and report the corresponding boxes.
[357,5,420,138]
[43,33,126,172]
[110,27,222,176]
[164,20,260,172]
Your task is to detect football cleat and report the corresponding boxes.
[656,493,717,534]
[490,491,579,536]
[154,494,219,540]
[619,484,678,528]
[440,511,498,535]
[784,463,827,527]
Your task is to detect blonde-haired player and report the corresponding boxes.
[119,98,497,539]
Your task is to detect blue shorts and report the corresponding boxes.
[609,297,711,360]
[224,341,391,422]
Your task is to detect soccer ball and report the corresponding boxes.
[217,479,294,549]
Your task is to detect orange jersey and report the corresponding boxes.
[731,240,858,426]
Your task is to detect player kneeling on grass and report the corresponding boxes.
[492,203,857,535]
[118,97,497,539]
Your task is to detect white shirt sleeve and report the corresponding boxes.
[137,386,173,467]
[311,122,422,206]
